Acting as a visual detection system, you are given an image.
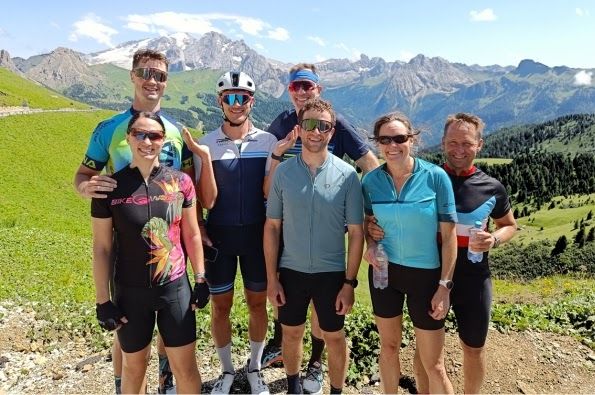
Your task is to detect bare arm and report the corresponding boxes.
[182,128,217,209]
[429,221,457,320]
[92,217,114,304]
[181,204,205,279]
[74,165,117,199]
[355,151,380,174]
[471,210,518,252]
[263,127,298,198]
[264,218,285,306]
[363,214,381,268]
[336,223,364,315]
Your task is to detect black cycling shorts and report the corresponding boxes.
[278,268,345,332]
[206,223,267,295]
[451,275,492,348]
[368,264,444,330]
[114,276,196,353]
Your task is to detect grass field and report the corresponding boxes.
[0,68,90,109]
[515,194,595,244]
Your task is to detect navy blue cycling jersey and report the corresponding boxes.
[199,125,276,226]
[440,164,511,277]
[91,165,196,287]
[267,109,369,161]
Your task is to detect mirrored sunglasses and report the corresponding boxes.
[221,93,252,106]
[300,119,334,133]
[372,135,413,145]
[133,67,168,82]
[130,129,165,142]
[288,80,317,92]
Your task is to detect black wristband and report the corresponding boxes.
[271,152,284,161]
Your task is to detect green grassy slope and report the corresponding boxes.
[0,111,114,302]
[0,67,89,109]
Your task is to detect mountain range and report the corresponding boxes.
[2,31,595,144]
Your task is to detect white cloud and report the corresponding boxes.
[124,12,288,41]
[470,8,497,22]
[267,27,289,41]
[308,36,326,47]
[253,43,265,50]
[50,21,61,30]
[576,8,590,17]
[315,54,327,62]
[334,42,361,60]
[0,27,8,38]
[69,13,118,47]
[574,70,592,86]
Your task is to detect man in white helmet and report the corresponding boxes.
[194,71,296,395]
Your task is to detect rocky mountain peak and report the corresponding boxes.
[26,47,99,90]
[513,59,550,77]
[0,49,21,74]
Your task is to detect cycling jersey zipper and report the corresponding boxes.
[144,178,153,288]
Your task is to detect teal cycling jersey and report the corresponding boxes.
[362,158,457,269]
[82,107,193,174]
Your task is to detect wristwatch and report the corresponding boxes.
[492,234,502,248]
[270,152,284,161]
[344,278,359,288]
[438,279,454,290]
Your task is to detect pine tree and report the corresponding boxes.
[552,235,568,256]
[574,228,585,248]
[587,227,595,243]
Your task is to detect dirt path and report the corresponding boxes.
[1,303,594,394]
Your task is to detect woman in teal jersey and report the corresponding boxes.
[362,112,458,394]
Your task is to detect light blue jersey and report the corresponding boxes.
[82,108,193,174]
[362,158,457,269]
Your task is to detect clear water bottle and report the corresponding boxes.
[467,220,484,263]
[373,244,389,289]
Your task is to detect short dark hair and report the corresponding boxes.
[289,63,317,75]
[127,111,165,133]
[443,113,485,140]
[298,98,335,125]
[372,112,417,138]
[132,49,169,71]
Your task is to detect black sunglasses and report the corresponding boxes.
[129,129,165,142]
[371,134,414,145]
[300,119,334,133]
[133,67,168,82]
[221,93,252,106]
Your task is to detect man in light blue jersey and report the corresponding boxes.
[265,98,364,394]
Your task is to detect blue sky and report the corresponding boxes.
[1,1,593,68]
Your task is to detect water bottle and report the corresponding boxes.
[373,244,389,289]
[467,221,484,263]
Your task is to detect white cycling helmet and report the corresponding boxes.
[216,71,256,94]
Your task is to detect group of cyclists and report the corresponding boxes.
[74,48,517,394]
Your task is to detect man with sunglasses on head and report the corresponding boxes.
[74,48,214,395]
[265,98,364,395]
[197,71,295,395]
[261,63,379,393]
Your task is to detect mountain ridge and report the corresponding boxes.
[2,31,594,144]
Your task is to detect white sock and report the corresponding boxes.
[216,342,234,373]
[249,340,265,371]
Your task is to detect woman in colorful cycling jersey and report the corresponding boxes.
[91,111,206,394]
[362,112,458,394]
